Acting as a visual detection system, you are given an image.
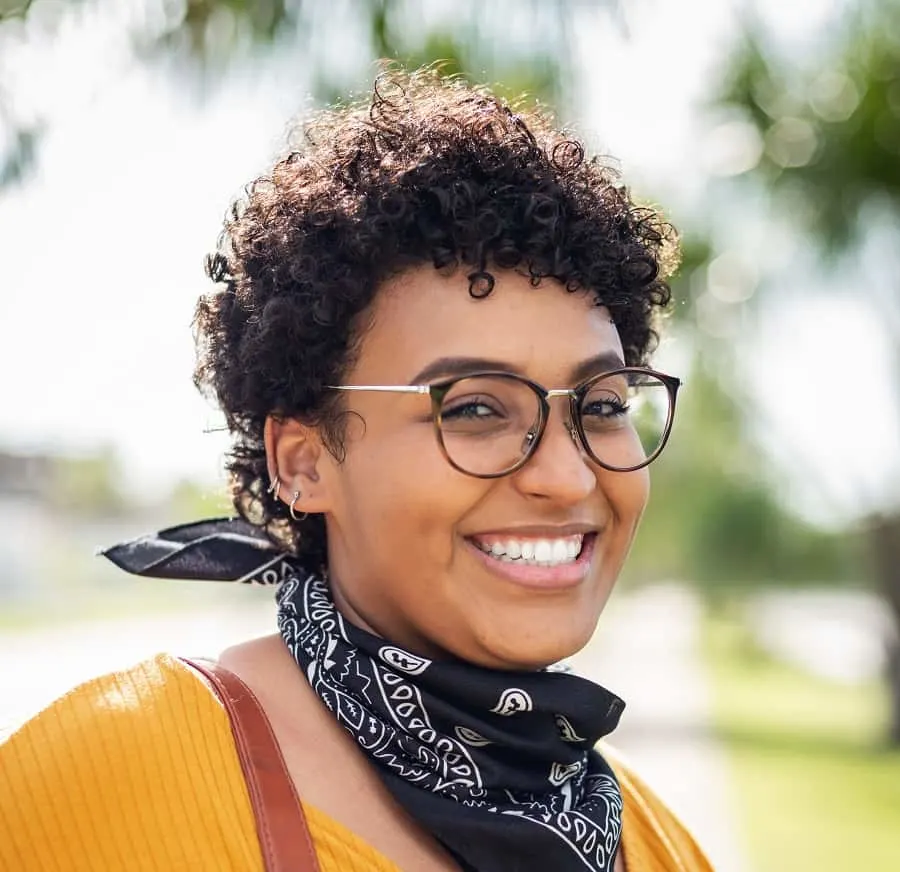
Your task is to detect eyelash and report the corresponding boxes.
[441,399,500,420]
[582,398,629,417]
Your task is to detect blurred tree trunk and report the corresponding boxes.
[871,514,900,744]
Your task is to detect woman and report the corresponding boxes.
[0,69,711,871]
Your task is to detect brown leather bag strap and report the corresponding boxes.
[180,657,321,872]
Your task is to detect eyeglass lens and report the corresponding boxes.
[436,372,671,475]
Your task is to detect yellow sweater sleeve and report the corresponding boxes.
[0,654,399,872]
[0,654,265,871]
[0,654,710,872]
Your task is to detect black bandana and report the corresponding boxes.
[102,518,627,872]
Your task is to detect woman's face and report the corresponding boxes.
[277,266,650,670]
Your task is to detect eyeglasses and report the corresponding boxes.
[329,367,681,479]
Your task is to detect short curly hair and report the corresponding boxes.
[194,67,678,571]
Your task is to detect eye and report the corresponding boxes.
[580,393,631,430]
[583,397,629,417]
[441,396,504,421]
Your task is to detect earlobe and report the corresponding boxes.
[264,416,328,515]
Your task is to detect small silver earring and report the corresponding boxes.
[267,474,280,497]
[289,490,308,522]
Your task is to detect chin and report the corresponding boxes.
[476,620,598,671]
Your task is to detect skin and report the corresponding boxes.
[266,265,650,671]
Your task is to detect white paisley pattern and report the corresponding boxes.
[282,573,483,796]
[276,561,626,872]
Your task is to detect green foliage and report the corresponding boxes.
[1,0,617,188]
[142,0,295,63]
[629,354,858,592]
[664,233,713,329]
[713,3,900,741]
[716,2,900,252]
[692,487,859,587]
[0,0,31,21]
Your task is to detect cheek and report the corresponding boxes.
[604,468,650,528]
[336,422,485,560]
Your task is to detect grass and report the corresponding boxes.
[703,609,900,872]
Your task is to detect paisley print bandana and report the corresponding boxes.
[277,565,626,872]
[101,517,627,872]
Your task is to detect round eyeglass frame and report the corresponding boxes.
[330,367,681,479]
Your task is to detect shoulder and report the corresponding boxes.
[600,743,715,872]
[0,653,260,871]
[1,652,229,762]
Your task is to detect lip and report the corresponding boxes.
[467,523,600,539]
[464,531,598,591]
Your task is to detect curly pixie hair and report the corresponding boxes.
[194,67,678,570]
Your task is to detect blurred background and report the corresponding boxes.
[1,0,898,869]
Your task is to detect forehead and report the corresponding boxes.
[352,266,624,382]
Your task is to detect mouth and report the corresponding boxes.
[464,530,599,590]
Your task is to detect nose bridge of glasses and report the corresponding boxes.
[543,388,580,434]
[516,387,578,455]
[528,389,585,458]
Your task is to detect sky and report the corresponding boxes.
[1,0,896,522]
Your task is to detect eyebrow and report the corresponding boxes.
[410,352,627,385]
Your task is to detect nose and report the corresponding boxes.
[513,399,597,503]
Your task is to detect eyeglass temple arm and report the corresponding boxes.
[327,385,431,395]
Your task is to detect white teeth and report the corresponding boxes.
[475,535,585,566]
[534,540,553,563]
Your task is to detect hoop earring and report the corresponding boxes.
[267,474,280,497]
[289,490,308,522]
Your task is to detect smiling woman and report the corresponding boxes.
[0,68,710,872]
[278,267,668,672]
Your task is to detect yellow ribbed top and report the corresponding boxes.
[0,654,712,872]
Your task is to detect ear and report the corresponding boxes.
[264,416,332,516]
